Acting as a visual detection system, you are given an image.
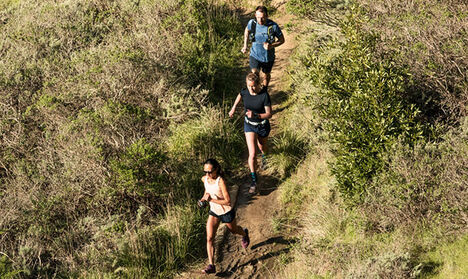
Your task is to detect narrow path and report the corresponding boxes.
[178,4,297,279]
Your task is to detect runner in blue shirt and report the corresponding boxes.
[241,6,285,88]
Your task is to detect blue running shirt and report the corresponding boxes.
[247,19,283,63]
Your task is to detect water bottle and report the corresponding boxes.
[198,200,208,208]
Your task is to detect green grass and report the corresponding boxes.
[422,234,468,279]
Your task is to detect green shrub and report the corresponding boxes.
[279,2,467,278]
[300,11,423,204]
[109,138,169,211]
[0,255,23,278]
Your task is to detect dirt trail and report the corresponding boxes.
[178,4,297,279]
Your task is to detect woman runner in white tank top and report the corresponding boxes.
[198,158,250,274]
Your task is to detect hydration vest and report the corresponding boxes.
[249,19,275,44]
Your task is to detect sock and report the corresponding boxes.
[250,172,257,183]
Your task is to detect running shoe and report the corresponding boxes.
[241,228,250,248]
[248,181,257,194]
[202,264,216,274]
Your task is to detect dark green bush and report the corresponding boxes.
[0,255,23,278]
[109,138,169,212]
[301,12,423,204]
[358,0,468,124]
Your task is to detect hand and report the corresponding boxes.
[229,108,235,118]
[202,193,212,202]
[241,46,247,54]
[263,42,272,50]
[246,109,253,118]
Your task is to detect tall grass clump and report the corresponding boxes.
[0,0,244,277]
[287,0,352,26]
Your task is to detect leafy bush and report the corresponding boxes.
[288,0,468,125]
[300,12,423,204]
[279,1,467,278]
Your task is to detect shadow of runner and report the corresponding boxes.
[251,236,297,250]
[215,247,293,277]
[257,174,280,196]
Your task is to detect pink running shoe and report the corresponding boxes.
[241,228,250,248]
[202,264,216,274]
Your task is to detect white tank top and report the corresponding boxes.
[204,176,232,215]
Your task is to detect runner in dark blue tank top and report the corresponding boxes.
[229,73,272,194]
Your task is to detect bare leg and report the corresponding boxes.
[264,72,271,87]
[206,215,220,265]
[245,132,258,173]
[257,135,268,155]
[225,218,246,236]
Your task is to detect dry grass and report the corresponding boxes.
[0,0,245,277]
[359,0,468,123]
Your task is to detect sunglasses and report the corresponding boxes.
[204,170,215,174]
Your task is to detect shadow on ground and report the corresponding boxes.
[251,236,297,250]
[215,244,295,277]
[234,173,281,209]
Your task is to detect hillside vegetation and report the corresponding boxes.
[1,0,467,278]
[272,0,467,278]
[0,0,245,277]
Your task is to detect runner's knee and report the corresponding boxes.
[207,235,215,244]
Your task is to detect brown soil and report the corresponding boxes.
[178,4,297,279]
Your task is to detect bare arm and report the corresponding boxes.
[241,26,250,53]
[229,93,242,118]
[257,106,272,119]
[272,34,285,48]
[265,34,285,50]
[200,176,209,201]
